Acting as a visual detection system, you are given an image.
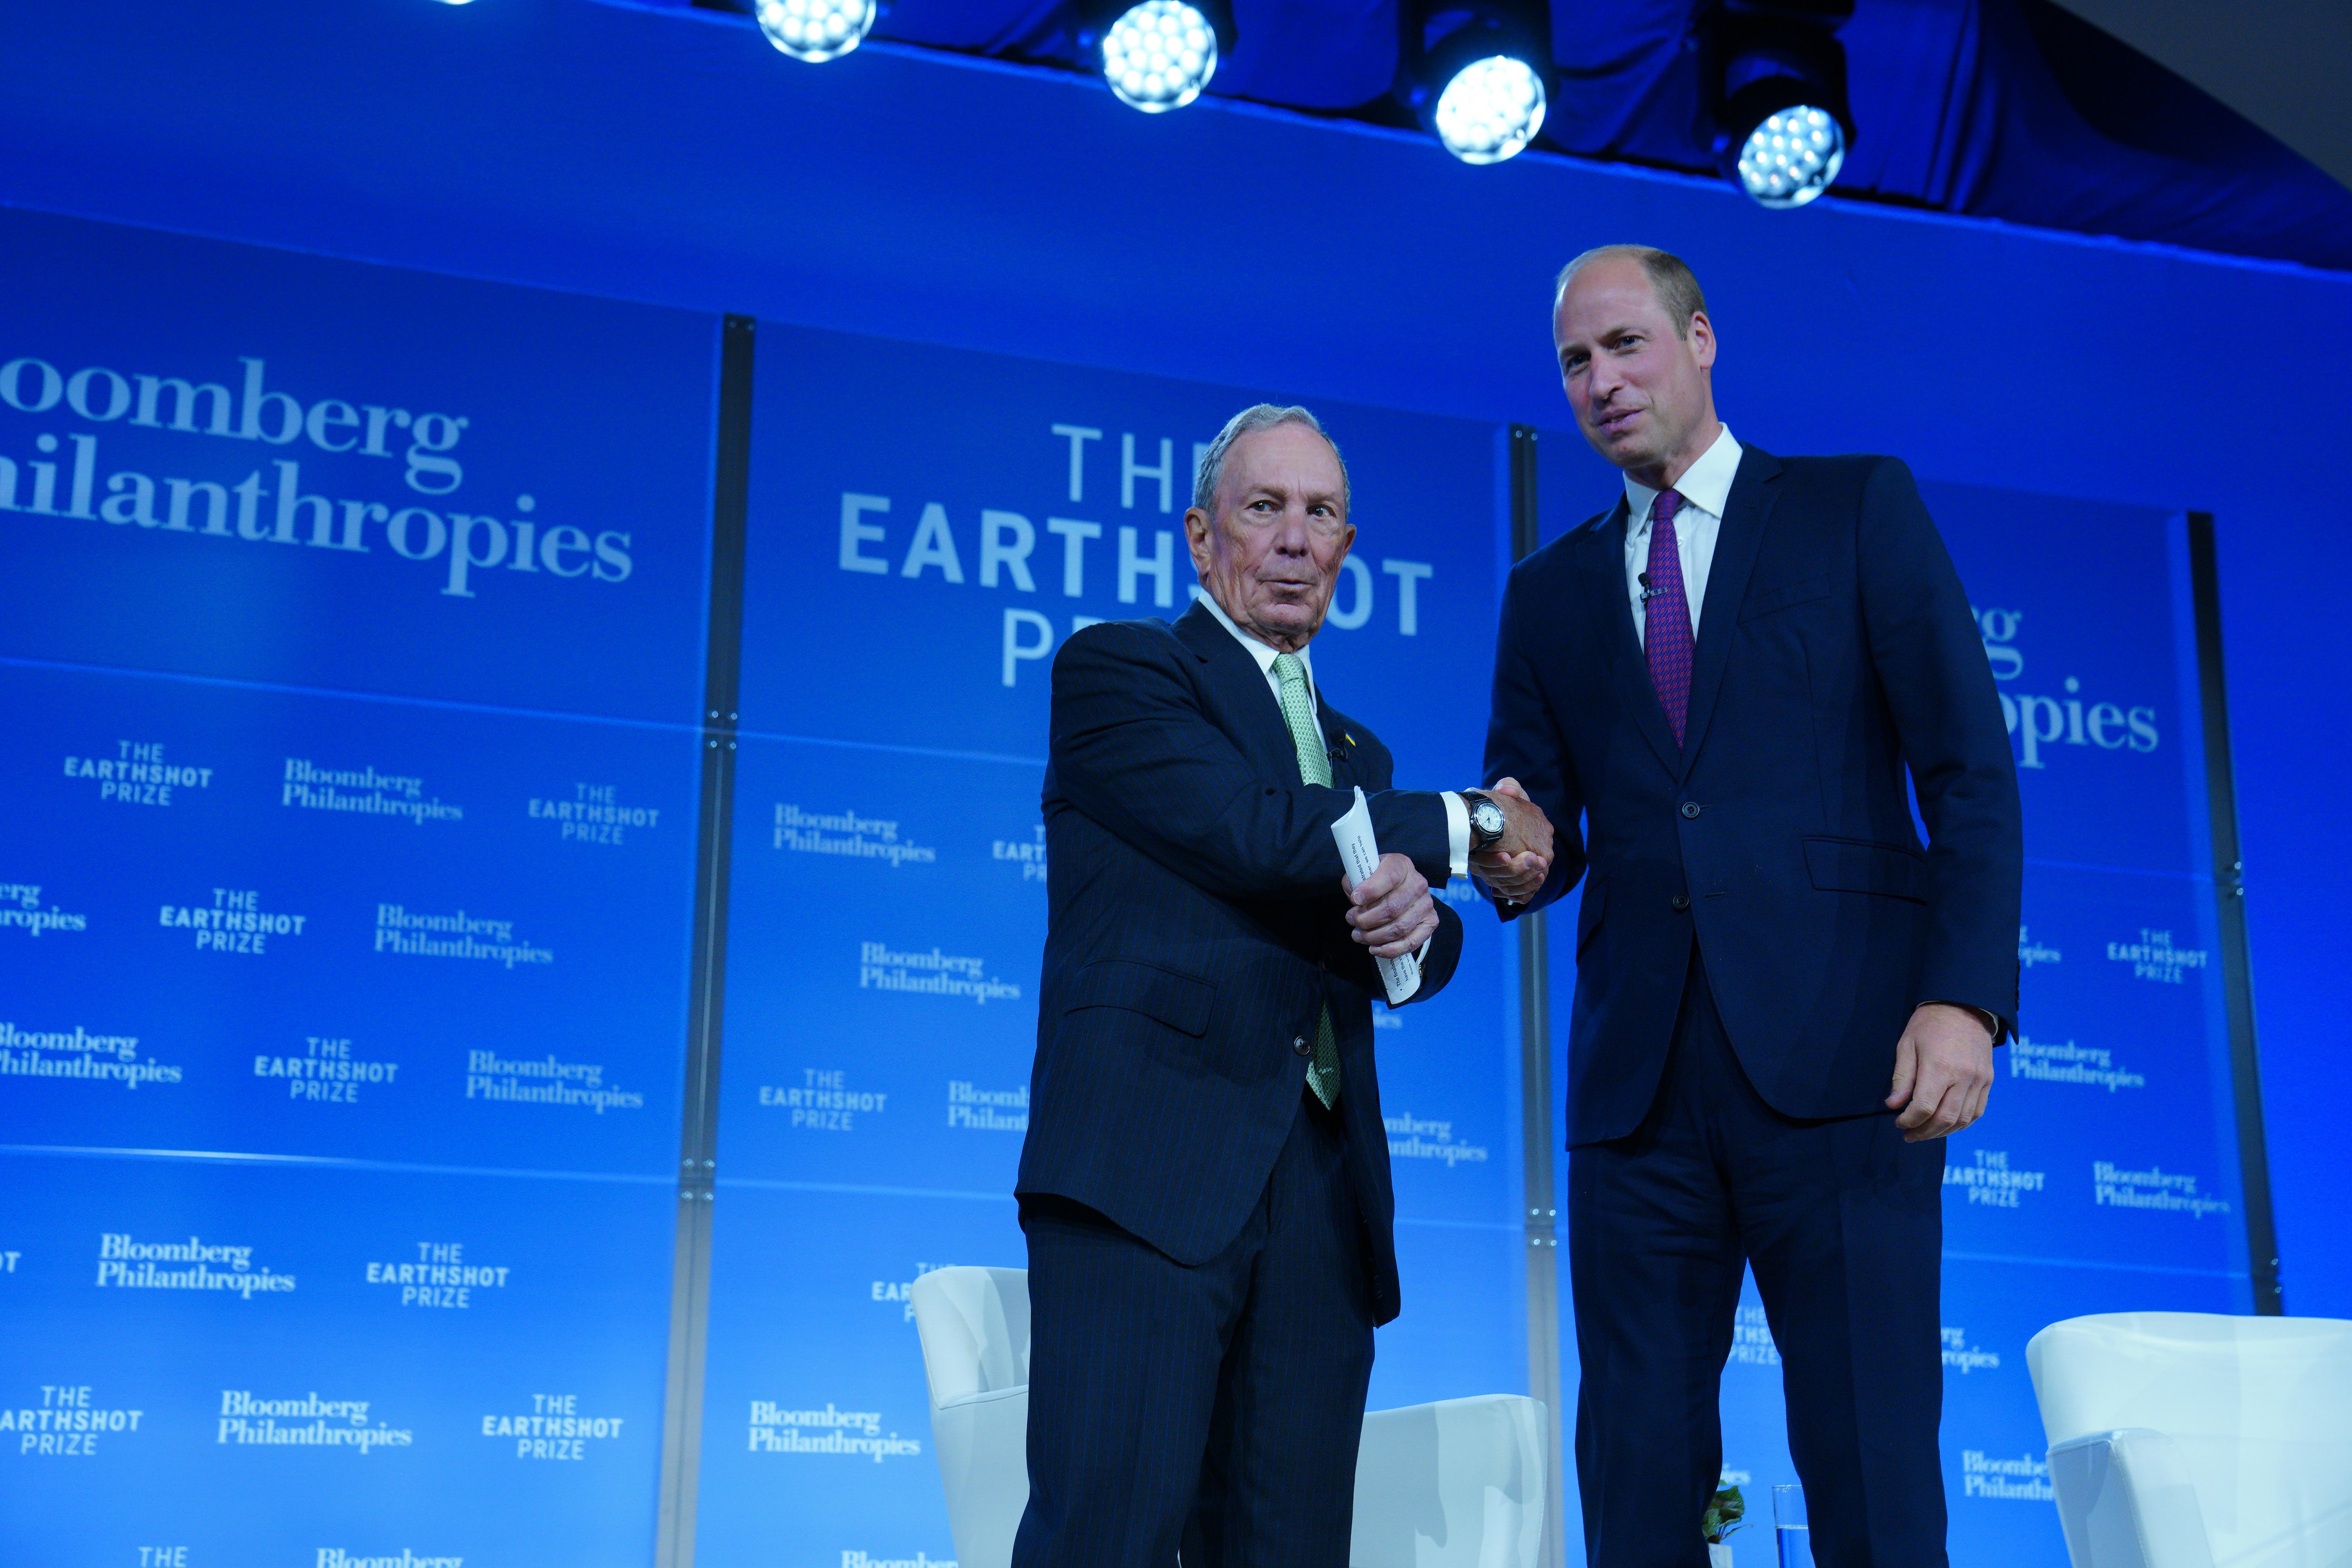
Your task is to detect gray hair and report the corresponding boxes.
[1191,403,1350,515]
[1553,245,1708,339]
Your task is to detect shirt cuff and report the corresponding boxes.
[1440,791,1469,881]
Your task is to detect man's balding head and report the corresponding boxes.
[1553,245,1708,338]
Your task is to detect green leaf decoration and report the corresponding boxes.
[1701,1484,1749,1544]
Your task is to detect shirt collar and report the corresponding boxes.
[1198,585,1316,691]
[1624,424,1742,526]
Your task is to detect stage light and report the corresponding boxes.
[1703,4,1856,209]
[1100,0,1222,113]
[1400,2,1553,166]
[1736,105,1843,207]
[753,0,875,63]
[1433,55,1547,165]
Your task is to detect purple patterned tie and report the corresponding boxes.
[1644,489,1695,746]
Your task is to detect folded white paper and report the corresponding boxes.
[1330,786,1421,1006]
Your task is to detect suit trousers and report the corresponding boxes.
[1013,1089,1376,1568]
[1567,950,1948,1567]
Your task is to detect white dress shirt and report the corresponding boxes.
[1198,590,1470,878]
[1623,425,1743,648]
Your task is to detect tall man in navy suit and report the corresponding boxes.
[1014,404,1553,1568]
[1478,248,2023,1565]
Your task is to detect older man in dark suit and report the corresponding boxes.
[1013,403,1551,1568]
[1478,247,2023,1566]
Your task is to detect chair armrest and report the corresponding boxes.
[1352,1395,1546,1568]
[2047,1429,2214,1568]
[928,1385,1030,1568]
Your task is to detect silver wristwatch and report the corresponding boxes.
[1462,789,1506,851]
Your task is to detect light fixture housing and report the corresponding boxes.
[1736,104,1844,207]
[1433,54,1547,165]
[1398,2,1553,166]
[1100,0,1223,112]
[1703,2,1857,208]
[1076,0,1235,113]
[753,0,877,63]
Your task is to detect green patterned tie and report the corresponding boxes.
[1272,653,1343,1109]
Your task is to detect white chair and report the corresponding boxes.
[1352,1392,1548,1568]
[911,1265,1547,1568]
[2026,1311,2352,1568]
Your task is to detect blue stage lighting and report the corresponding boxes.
[753,0,875,63]
[1736,104,1844,207]
[1400,2,1553,168]
[1704,4,1856,210]
[1434,54,1547,165]
[1102,0,1220,113]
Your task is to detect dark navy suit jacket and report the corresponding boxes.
[1018,599,1463,1325]
[1485,447,2022,1145]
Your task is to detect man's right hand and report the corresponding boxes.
[1471,777,1553,904]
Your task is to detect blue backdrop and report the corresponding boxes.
[3,0,2339,1334]
[1,197,2267,1566]
[0,207,717,1566]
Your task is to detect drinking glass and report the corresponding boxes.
[1773,1483,1813,1568]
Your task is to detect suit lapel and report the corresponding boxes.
[1174,600,1300,779]
[1581,499,1684,778]
[1677,446,1785,772]
[1316,697,1359,791]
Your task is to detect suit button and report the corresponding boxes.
[1670,894,1691,911]
[1292,1036,1311,1056]
[1680,801,1702,819]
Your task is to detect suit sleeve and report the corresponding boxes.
[1049,623,1453,899]
[1481,558,1589,920]
[1858,459,2026,1037]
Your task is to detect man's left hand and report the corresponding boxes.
[1346,852,1438,959]
[1886,1003,1995,1142]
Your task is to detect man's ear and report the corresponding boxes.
[1183,506,1218,577]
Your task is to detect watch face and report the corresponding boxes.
[1472,800,1506,838]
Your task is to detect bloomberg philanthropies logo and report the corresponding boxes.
[1,1022,181,1090]
[858,942,1021,1004]
[284,760,462,826]
[747,1401,922,1462]
[0,351,632,599]
[1974,606,2160,769]
[96,1233,295,1298]
[375,906,551,968]
[217,1390,411,1454]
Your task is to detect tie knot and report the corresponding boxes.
[1272,652,1307,689]
[1651,489,1685,526]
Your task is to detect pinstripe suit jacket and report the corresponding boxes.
[1017,599,1463,1325]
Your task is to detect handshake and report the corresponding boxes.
[1342,778,1557,959]
[1465,777,1555,905]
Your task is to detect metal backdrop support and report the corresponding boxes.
[2185,511,2283,1315]
[1508,425,1568,1568]
[657,314,757,1568]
